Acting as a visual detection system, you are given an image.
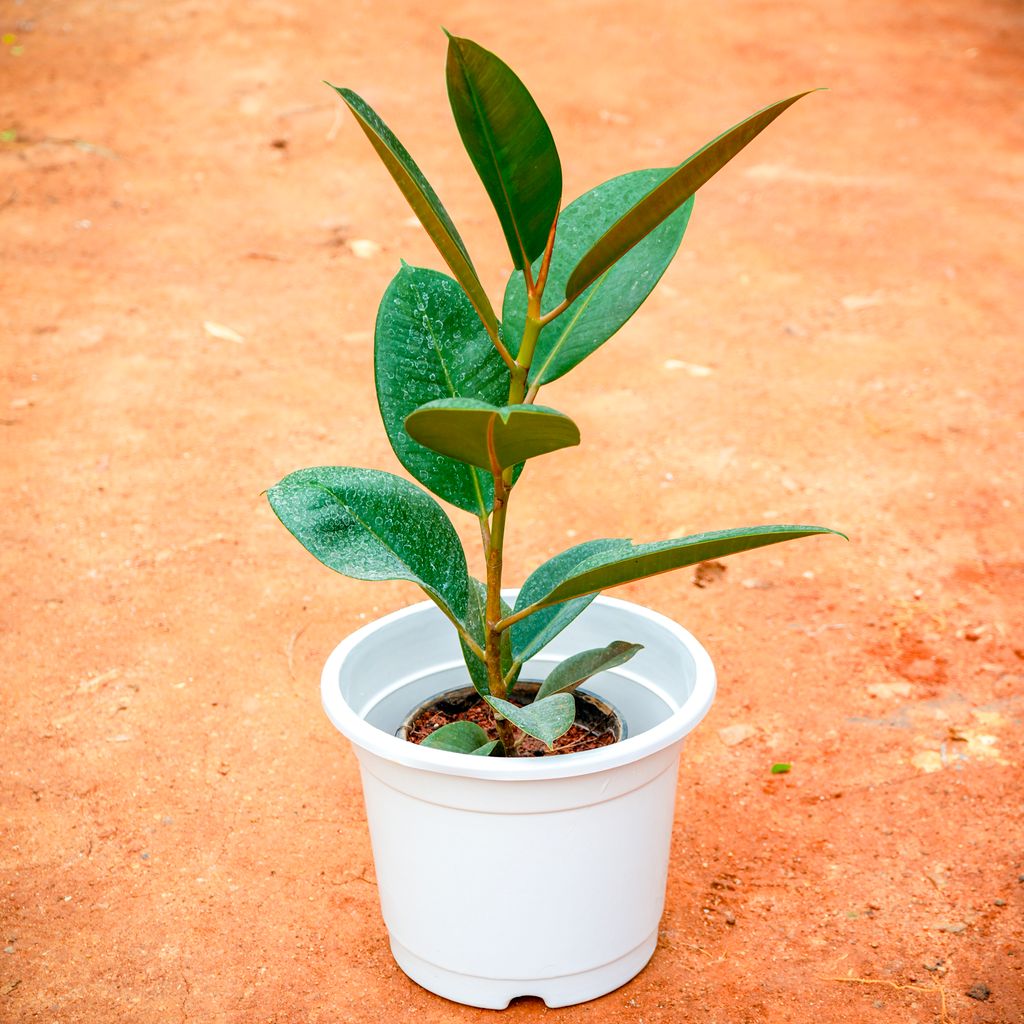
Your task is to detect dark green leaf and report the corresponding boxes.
[484,693,576,748]
[565,91,818,302]
[331,85,499,336]
[535,641,643,701]
[503,169,691,385]
[470,740,502,756]
[420,720,492,754]
[375,265,510,516]
[445,34,561,269]
[266,467,469,624]
[510,539,633,663]
[460,578,516,696]
[528,525,844,610]
[404,399,579,472]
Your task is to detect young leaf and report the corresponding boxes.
[565,91,818,303]
[267,467,470,625]
[484,693,576,749]
[330,85,500,337]
[535,641,643,701]
[470,740,502,756]
[502,169,692,386]
[375,265,510,516]
[445,33,561,270]
[460,578,516,696]
[420,720,494,754]
[404,399,579,472]
[510,539,633,664]
[522,525,845,612]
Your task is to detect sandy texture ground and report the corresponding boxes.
[3,1,1023,1020]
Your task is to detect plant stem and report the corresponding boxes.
[483,211,561,755]
[509,311,541,404]
[538,295,571,326]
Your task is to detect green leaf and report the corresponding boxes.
[565,91,818,303]
[420,720,493,754]
[484,693,576,749]
[445,33,561,270]
[470,740,502,756]
[502,169,692,385]
[535,641,643,701]
[510,539,633,663]
[375,265,510,516]
[331,85,499,337]
[404,399,579,472]
[266,467,469,624]
[770,762,792,774]
[460,578,516,696]
[528,525,845,610]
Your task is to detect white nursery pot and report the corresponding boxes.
[320,593,716,1009]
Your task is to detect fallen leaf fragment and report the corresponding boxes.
[664,359,714,376]
[203,321,245,343]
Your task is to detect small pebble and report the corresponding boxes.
[966,983,991,1001]
[3,946,14,954]
[937,922,967,934]
[723,910,736,926]
[717,724,757,747]
[348,238,381,259]
[1017,874,1024,883]
[994,899,1006,907]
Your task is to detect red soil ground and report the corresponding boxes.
[2,1,1022,1021]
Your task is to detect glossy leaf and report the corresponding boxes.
[471,740,502,756]
[445,33,561,270]
[331,85,499,337]
[535,641,644,701]
[267,467,469,624]
[565,91,818,302]
[526,525,844,612]
[375,265,509,516]
[404,399,579,472]
[503,169,691,385]
[420,720,494,754]
[484,693,576,748]
[460,578,516,696]
[510,539,632,663]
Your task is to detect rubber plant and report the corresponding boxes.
[268,33,844,757]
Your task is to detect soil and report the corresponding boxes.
[402,684,621,756]
[2,1,1023,1022]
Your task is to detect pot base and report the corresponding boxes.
[389,928,658,1009]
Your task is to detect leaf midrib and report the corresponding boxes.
[532,268,611,383]
[307,480,456,611]
[405,273,489,519]
[453,42,531,269]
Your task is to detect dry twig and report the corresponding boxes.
[824,975,951,1023]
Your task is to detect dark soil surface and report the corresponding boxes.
[3,1,1023,1022]
[403,685,621,756]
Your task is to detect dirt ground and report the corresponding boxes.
[3,0,1023,1020]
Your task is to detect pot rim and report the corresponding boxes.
[320,593,716,781]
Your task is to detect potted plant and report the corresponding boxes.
[267,33,843,1008]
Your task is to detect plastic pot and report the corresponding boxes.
[320,593,716,1009]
